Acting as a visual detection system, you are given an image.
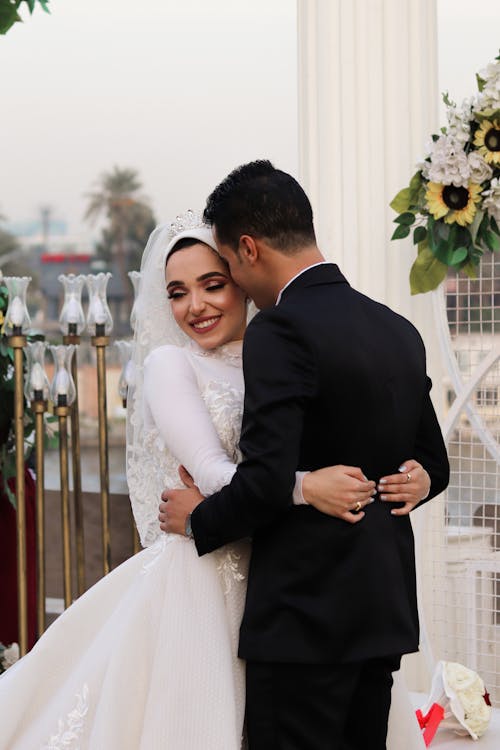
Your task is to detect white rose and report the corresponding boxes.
[468,152,493,184]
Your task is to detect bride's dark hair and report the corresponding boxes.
[165,237,228,268]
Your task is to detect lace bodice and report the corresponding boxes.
[127,342,244,547]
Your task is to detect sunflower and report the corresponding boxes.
[426,181,482,226]
[474,119,500,165]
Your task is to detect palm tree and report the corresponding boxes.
[85,166,155,305]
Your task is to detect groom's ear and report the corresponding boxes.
[238,235,259,266]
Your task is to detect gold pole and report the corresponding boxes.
[33,400,46,636]
[91,330,111,575]
[56,404,72,609]
[11,334,28,656]
[63,334,85,595]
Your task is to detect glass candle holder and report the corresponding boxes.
[58,274,86,336]
[128,271,141,333]
[85,273,113,336]
[115,340,135,406]
[24,341,50,402]
[3,276,31,335]
[49,345,76,407]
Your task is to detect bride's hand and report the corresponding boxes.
[302,466,376,524]
[178,465,197,489]
[377,459,430,516]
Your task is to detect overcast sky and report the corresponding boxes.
[0,0,499,244]
[0,0,297,242]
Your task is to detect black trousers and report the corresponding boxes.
[246,656,401,750]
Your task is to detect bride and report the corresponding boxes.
[0,212,426,749]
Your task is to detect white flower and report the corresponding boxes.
[444,661,491,739]
[476,61,500,111]
[423,135,470,187]
[483,177,500,226]
[467,151,493,184]
[1,642,19,669]
[446,100,473,146]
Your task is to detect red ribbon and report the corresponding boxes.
[415,703,445,747]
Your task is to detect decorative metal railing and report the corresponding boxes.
[3,272,139,655]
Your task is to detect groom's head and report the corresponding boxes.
[203,160,319,308]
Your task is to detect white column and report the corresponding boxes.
[297,0,445,690]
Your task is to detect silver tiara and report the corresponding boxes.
[166,209,208,242]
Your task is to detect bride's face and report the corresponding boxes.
[165,242,247,350]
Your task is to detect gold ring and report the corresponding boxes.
[406,473,412,483]
[354,501,362,512]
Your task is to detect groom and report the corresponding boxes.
[160,161,449,748]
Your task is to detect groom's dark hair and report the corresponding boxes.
[203,160,316,254]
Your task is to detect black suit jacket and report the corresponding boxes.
[191,264,449,664]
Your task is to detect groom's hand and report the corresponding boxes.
[159,480,204,536]
[302,465,376,524]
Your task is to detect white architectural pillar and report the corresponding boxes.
[297,0,445,690]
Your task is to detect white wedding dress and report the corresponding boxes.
[0,340,424,749]
[0,342,250,750]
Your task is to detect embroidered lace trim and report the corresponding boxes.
[41,684,89,750]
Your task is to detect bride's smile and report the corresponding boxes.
[165,241,247,350]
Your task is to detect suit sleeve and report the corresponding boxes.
[413,376,450,507]
[191,309,317,554]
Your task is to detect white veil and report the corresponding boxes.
[126,211,218,546]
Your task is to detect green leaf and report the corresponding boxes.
[442,91,456,108]
[434,239,454,265]
[391,224,411,241]
[26,0,36,13]
[474,107,500,122]
[450,247,468,266]
[490,215,500,235]
[413,226,427,245]
[476,74,486,93]
[410,241,448,295]
[394,212,416,226]
[390,188,411,214]
[485,230,500,252]
[462,260,478,279]
[0,5,22,34]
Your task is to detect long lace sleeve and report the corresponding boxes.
[143,346,238,497]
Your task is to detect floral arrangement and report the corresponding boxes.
[417,660,491,745]
[391,52,500,294]
[0,641,19,674]
[442,661,492,739]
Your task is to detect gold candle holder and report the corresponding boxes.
[4,277,32,655]
[55,401,72,608]
[91,326,111,575]
[26,340,51,637]
[32,399,47,635]
[49,344,77,610]
[11,333,28,655]
[63,332,85,595]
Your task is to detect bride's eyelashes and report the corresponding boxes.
[167,282,227,300]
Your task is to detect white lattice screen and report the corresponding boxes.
[427,253,500,706]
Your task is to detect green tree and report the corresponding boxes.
[0,0,50,35]
[85,166,156,302]
[0,225,35,281]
